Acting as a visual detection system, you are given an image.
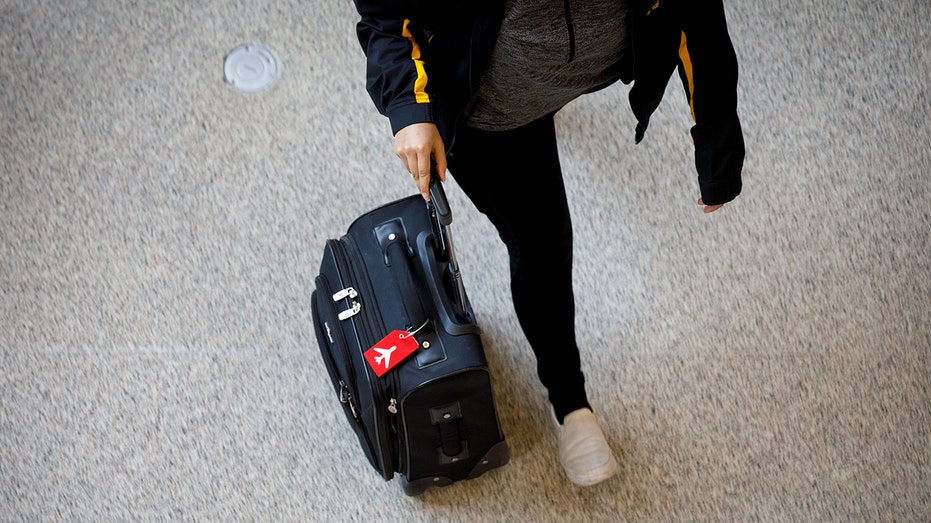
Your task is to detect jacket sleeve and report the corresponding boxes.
[675,0,745,205]
[352,0,435,134]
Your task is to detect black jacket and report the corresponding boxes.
[352,0,744,205]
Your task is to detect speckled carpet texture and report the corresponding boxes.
[2,1,929,521]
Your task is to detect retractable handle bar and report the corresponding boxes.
[426,174,468,320]
[428,175,452,226]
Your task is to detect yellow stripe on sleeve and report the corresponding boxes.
[678,31,696,122]
[402,19,430,104]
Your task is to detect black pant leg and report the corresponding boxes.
[447,115,591,423]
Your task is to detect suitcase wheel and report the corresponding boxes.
[399,474,453,497]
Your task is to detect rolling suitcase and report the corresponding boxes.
[311,179,509,496]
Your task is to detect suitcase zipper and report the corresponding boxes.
[388,371,408,476]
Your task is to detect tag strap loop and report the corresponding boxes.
[400,319,430,339]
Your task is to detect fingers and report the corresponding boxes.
[394,122,446,200]
[393,144,429,198]
[414,154,431,200]
[434,151,447,183]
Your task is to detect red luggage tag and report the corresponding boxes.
[363,330,419,377]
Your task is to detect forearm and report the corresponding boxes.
[353,0,436,133]
[678,0,745,205]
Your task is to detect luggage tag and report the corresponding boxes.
[363,322,427,377]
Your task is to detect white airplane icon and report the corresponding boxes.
[372,345,397,368]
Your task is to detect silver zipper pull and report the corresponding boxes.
[332,287,361,320]
[388,398,398,414]
[337,301,361,321]
[332,287,358,301]
[339,380,359,419]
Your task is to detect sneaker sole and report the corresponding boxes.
[565,456,619,487]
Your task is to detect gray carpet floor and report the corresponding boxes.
[2,1,929,521]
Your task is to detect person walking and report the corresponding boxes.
[350,0,745,487]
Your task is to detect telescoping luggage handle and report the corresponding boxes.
[427,176,468,319]
[427,175,452,262]
[428,176,453,228]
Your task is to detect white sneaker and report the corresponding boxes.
[557,408,619,486]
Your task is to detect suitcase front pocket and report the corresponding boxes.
[312,275,381,473]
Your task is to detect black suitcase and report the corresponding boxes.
[311,180,509,496]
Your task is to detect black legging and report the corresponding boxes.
[447,113,591,424]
